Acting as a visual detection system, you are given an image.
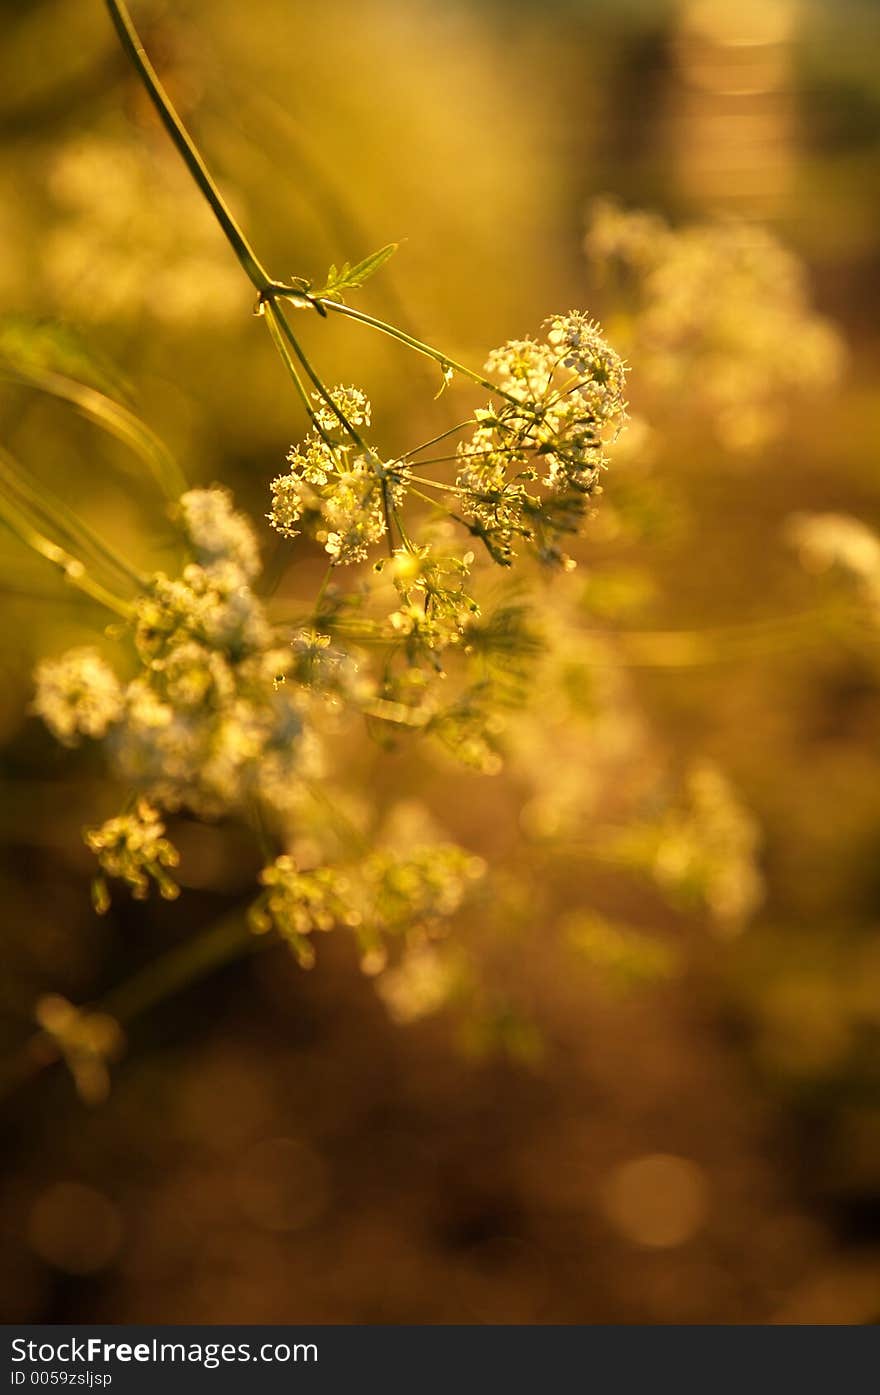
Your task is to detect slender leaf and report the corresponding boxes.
[312,243,398,302]
[0,446,143,600]
[0,458,133,618]
[0,316,186,500]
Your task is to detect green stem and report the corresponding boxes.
[263,301,330,442]
[104,0,273,293]
[408,485,449,515]
[103,1,511,437]
[271,304,369,450]
[379,480,395,554]
[103,909,256,1022]
[404,474,460,495]
[312,561,334,614]
[319,300,520,406]
[401,420,476,461]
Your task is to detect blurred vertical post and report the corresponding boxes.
[666,0,801,217]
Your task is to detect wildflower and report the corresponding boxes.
[267,437,335,541]
[25,483,323,827]
[455,313,627,563]
[385,545,479,663]
[270,443,410,564]
[85,800,180,907]
[134,561,272,661]
[248,855,358,966]
[586,199,844,452]
[177,486,261,580]
[363,842,486,934]
[32,648,123,746]
[484,338,558,402]
[155,639,236,711]
[322,458,406,564]
[250,842,484,968]
[288,627,370,703]
[34,994,124,1105]
[311,384,371,433]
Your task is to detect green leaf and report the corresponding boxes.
[312,243,398,302]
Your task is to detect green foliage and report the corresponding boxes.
[311,242,398,302]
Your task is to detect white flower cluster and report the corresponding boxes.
[455,313,628,564]
[268,385,410,565]
[586,199,844,453]
[32,490,319,895]
[32,646,124,747]
[178,486,262,581]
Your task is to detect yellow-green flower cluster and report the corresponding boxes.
[250,842,484,969]
[385,545,479,666]
[85,800,180,909]
[249,856,357,967]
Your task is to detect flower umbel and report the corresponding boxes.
[32,647,123,747]
[85,800,180,910]
[455,314,627,565]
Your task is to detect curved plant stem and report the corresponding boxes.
[104,0,273,294]
[0,447,146,592]
[104,0,323,317]
[269,304,370,449]
[3,364,186,501]
[104,0,509,416]
[319,300,521,405]
[0,460,135,618]
[103,908,257,1022]
[263,301,330,442]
